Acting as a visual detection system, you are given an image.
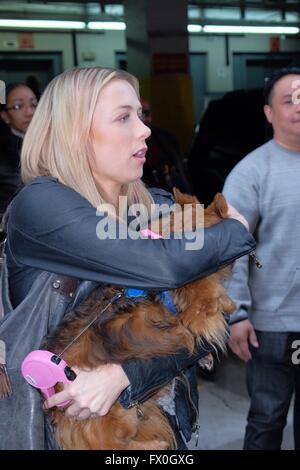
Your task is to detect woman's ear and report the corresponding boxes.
[0,110,10,126]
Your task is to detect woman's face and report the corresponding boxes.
[90,79,151,195]
[1,85,37,133]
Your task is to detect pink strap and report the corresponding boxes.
[140,228,162,239]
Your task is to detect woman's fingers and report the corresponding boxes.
[44,364,130,417]
[45,387,71,409]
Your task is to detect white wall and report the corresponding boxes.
[189,35,230,92]
[0,29,126,71]
[0,31,74,69]
[0,28,299,90]
[189,33,300,93]
[76,31,126,68]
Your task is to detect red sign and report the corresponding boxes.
[153,53,189,74]
[19,33,35,49]
[270,37,280,53]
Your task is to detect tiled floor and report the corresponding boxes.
[188,352,294,450]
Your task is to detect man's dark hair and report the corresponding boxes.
[263,66,300,105]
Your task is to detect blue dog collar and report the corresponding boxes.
[124,288,148,298]
[123,288,177,315]
[159,291,177,315]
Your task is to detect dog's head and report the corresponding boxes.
[172,188,229,229]
[148,189,230,237]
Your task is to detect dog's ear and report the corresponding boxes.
[213,193,229,218]
[173,187,199,205]
[173,187,185,204]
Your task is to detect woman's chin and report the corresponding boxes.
[128,171,144,183]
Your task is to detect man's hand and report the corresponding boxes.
[229,319,259,362]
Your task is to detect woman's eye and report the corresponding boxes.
[119,114,130,122]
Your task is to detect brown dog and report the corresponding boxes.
[44,190,235,450]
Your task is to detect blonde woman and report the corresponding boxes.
[3,67,254,449]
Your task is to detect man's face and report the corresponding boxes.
[264,74,300,149]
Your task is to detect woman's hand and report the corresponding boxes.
[45,363,130,420]
[227,203,249,231]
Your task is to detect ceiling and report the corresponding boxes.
[0,1,299,24]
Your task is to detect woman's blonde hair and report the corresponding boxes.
[21,67,153,211]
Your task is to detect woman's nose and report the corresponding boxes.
[138,119,151,140]
[25,105,35,117]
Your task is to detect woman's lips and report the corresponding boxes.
[132,148,147,163]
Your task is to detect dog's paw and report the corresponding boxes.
[130,439,169,450]
[149,439,169,450]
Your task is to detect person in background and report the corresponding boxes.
[187,89,267,207]
[223,67,300,450]
[0,83,37,221]
[141,97,191,193]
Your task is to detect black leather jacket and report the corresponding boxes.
[6,176,256,446]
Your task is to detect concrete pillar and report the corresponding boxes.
[124,0,194,152]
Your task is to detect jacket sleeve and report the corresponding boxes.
[8,177,256,290]
[119,340,216,408]
[223,156,260,324]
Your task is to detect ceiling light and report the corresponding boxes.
[87,22,126,31]
[0,19,85,29]
[188,24,202,33]
[203,25,299,34]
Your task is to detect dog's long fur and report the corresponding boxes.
[44,190,235,450]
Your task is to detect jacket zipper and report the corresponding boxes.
[129,371,200,444]
[129,400,146,420]
[128,378,173,420]
[219,247,256,268]
[179,371,200,445]
[179,371,199,423]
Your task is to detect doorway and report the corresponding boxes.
[233,53,300,89]
[189,53,207,123]
[0,51,63,96]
